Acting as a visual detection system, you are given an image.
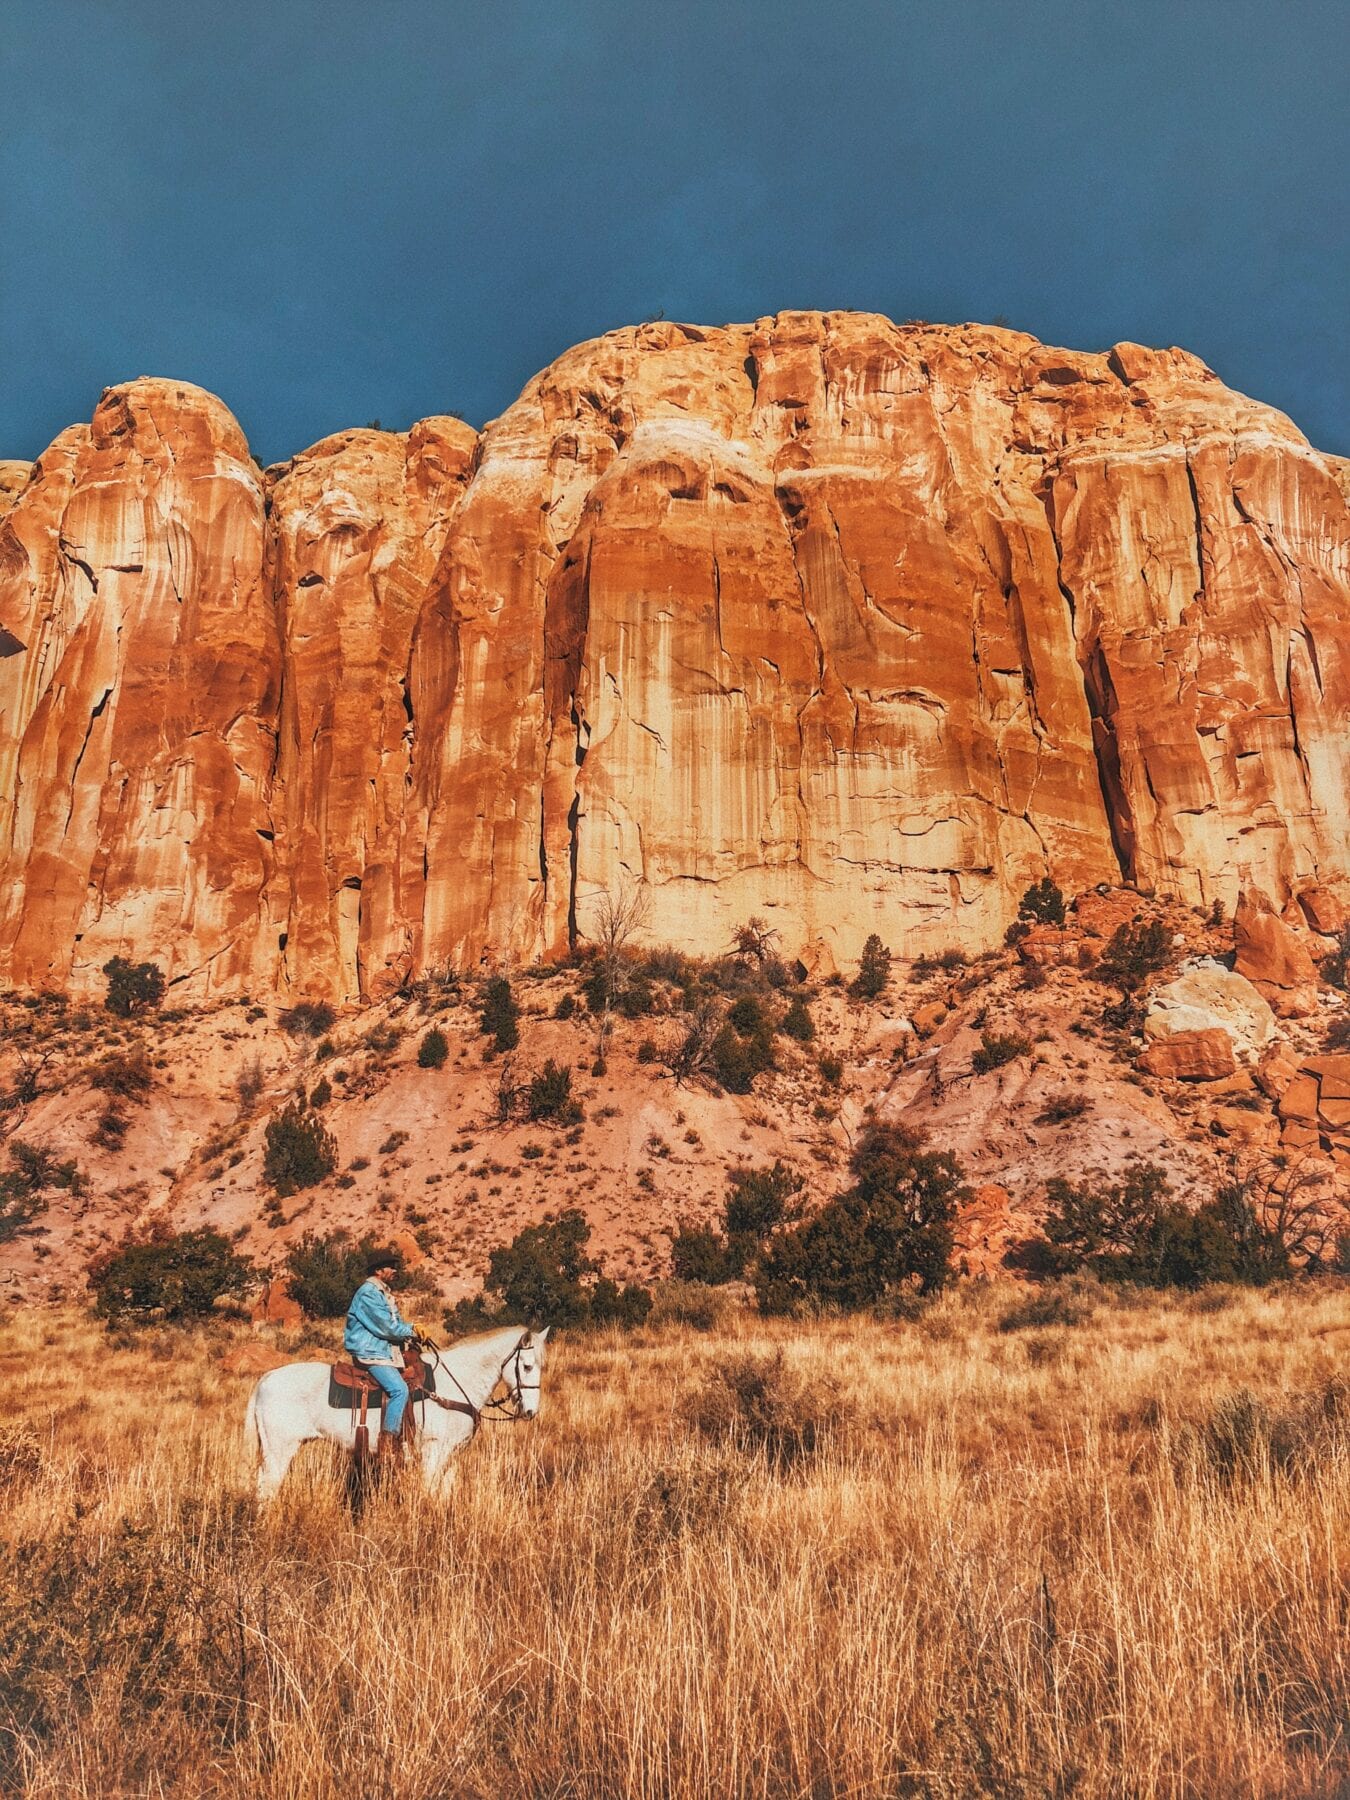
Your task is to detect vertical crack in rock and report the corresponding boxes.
[1044,480,1132,883]
[1183,454,1207,602]
[57,538,98,594]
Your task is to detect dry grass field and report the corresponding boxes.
[1,1282,1348,1799]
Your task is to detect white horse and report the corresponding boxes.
[245,1324,549,1499]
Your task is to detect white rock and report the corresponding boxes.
[1144,957,1278,1058]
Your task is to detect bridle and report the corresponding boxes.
[418,1332,538,1434]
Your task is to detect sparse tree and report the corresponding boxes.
[581,881,651,1064]
[733,916,780,964]
[850,933,892,1001]
[668,997,722,1086]
[1018,878,1066,927]
[102,957,165,1019]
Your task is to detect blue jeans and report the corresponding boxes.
[368,1363,409,1434]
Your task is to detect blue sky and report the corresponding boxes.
[3,0,1346,464]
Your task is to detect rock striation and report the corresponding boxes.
[2,314,1349,999]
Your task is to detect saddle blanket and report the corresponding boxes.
[326,1358,436,1411]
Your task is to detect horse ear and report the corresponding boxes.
[535,1325,551,1344]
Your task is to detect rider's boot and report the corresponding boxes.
[375,1430,403,1476]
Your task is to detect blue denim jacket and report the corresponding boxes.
[343,1277,414,1367]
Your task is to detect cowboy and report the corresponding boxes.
[345,1248,419,1464]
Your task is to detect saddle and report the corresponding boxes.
[327,1349,436,1412]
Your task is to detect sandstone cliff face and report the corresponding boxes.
[263,419,476,1001]
[0,383,278,996]
[2,316,1348,998]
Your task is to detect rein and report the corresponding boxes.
[418,1333,536,1433]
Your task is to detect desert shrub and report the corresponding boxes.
[262,1101,337,1196]
[0,1140,82,1245]
[725,1160,801,1239]
[591,966,656,1019]
[1173,1379,1350,1488]
[89,1226,254,1322]
[448,1208,650,1332]
[279,1000,336,1038]
[0,1501,331,1745]
[309,1076,332,1108]
[649,1279,735,1331]
[526,1058,581,1122]
[1095,918,1171,992]
[669,1224,733,1285]
[972,1028,1032,1074]
[997,1284,1093,1333]
[850,933,892,1001]
[588,1277,654,1328]
[779,996,815,1042]
[102,957,165,1019]
[417,1026,449,1069]
[710,1024,771,1093]
[93,1105,130,1151]
[1019,878,1066,926]
[727,994,770,1038]
[480,975,520,1053]
[732,917,780,965]
[725,1160,804,1274]
[284,1229,401,1318]
[1320,925,1350,991]
[1035,1090,1092,1125]
[1322,1010,1350,1052]
[90,1050,153,1102]
[667,999,721,1084]
[1033,1160,1329,1290]
[636,1038,658,1064]
[554,993,576,1020]
[683,1350,852,1469]
[755,1126,964,1313]
[818,1054,843,1085]
[483,1208,598,1326]
[235,1057,265,1107]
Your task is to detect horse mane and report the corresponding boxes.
[447,1323,529,1351]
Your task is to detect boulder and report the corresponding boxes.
[1017,925,1081,966]
[952,1182,1016,1280]
[910,1002,949,1039]
[1297,887,1345,936]
[1207,1105,1273,1145]
[796,936,838,983]
[1234,890,1320,1017]
[1144,959,1277,1057]
[1137,1029,1236,1081]
[250,1279,304,1327]
[1254,1041,1300,1100]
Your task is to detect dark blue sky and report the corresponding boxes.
[4,1,1346,464]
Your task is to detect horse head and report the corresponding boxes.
[503,1326,549,1418]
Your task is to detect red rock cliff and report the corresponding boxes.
[1,315,1347,999]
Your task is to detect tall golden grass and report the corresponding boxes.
[1,1281,1347,1798]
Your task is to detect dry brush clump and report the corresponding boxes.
[0,1285,1347,1798]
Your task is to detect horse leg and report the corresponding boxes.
[420,1435,457,1498]
[254,1405,299,1501]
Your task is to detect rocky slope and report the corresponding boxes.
[4,883,1348,1307]
[2,316,1348,1003]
